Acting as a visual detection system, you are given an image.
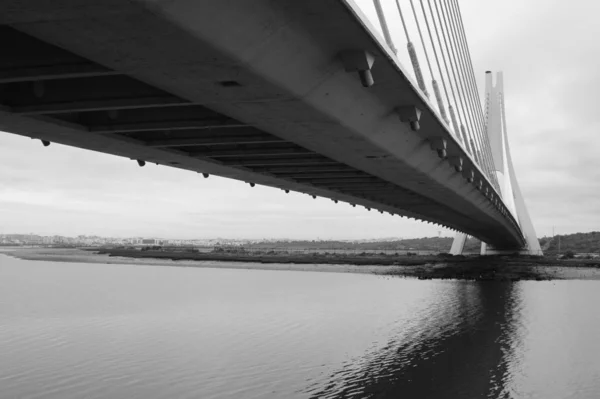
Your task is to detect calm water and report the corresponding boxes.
[1,255,600,399]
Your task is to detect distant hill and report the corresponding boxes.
[246,236,483,253]
[539,232,600,254]
[247,232,600,254]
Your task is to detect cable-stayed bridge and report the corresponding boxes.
[0,0,541,254]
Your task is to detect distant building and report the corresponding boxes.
[141,239,163,246]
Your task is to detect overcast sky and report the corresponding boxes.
[1,0,597,240]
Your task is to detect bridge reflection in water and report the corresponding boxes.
[306,282,522,399]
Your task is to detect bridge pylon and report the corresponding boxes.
[450,72,542,256]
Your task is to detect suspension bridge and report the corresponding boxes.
[0,0,541,255]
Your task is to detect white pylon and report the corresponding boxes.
[450,71,542,256]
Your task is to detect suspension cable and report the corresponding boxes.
[395,0,411,40]
[455,0,497,175]
[409,0,448,124]
[395,0,429,97]
[439,0,495,185]
[419,0,462,142]
[426,0,470,150]
[372,0,397,54]
[433,0,481,166]
[444,1,491,166]
[447,0,485,134]
[418,1,451,110]
[409,0,431,77]
[443,0,498,188]
[439,1,479,149]
[452,0,498,175]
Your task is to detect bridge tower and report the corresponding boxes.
[450,72,542,256]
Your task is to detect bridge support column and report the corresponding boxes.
[449,232,468,255]
[480,242,487,256]
[449,236,530,256]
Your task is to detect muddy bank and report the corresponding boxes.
[0,248,398,275]
[95,248,600,280]
[3,247,600,281]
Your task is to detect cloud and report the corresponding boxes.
[0,133,443,239]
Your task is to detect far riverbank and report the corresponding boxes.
[2,247,600,281]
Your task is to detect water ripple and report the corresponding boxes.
[2,258,600,398]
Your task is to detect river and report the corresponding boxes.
[1,254,599,398]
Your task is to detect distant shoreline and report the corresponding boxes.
[0,247,401,276]
[2,247,600,281]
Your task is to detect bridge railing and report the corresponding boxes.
[352,0,500,193]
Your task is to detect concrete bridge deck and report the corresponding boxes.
[0,0,524,248]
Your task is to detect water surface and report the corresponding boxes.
[1,255,599,398]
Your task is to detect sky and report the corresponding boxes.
[1,0,598,240]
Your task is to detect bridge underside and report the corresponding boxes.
[0,0,525,248]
